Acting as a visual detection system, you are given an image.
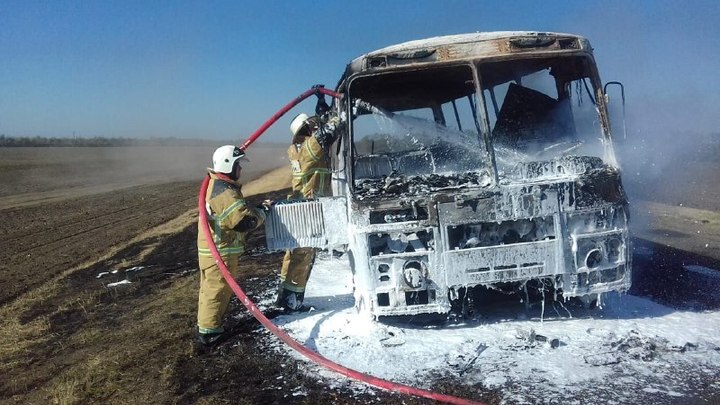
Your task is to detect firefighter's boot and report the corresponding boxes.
[275,286,306,312]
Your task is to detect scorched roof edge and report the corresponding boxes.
[342,31,589,78]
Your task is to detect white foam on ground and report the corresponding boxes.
[268,253,720,404]
[106,279,131,287]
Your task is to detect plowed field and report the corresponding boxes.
[1,145,718,405]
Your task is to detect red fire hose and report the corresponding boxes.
[239,86,341,151]
[198,87,486,405]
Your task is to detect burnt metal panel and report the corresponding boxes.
[443,240,559,286]
[437,189,560,224]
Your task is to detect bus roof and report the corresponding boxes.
[342,31,592,80]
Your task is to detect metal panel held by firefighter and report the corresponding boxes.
[265,197,348,251]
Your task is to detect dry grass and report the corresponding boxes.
[50,377,79,405]
[0,208,201,403]
[0,248,200,403]
[242,166,292,196]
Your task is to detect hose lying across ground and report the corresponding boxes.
[197,87,486,405]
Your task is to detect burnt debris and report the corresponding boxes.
[355,171,491,200]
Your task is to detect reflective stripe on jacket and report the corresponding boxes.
[287,144,304,200]
[288,135,330,199]
[197,172,266,257]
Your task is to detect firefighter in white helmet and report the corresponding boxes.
[277,112,343,311]
[196,145,271,346]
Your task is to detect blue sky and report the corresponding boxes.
[1,0,718,143]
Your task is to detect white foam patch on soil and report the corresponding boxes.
[268,252,720,404]
[106,279,132,287]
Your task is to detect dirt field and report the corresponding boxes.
[1,145,718,404]
[0,146,436,405]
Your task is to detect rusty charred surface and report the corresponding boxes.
[344,32,593,78]
[355,172,491,200]
[507,156,628,207]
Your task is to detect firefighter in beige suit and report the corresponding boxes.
[276,113,341,311]
[197,145,269,345]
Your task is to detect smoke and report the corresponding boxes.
[560,2,720,213]
[0,143,288,208]
[609,75,720,213]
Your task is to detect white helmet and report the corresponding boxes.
[290,113,311,137]
[212,145,246,173]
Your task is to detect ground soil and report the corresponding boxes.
[0,145,718,405]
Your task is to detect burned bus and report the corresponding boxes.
[266,32,631,318]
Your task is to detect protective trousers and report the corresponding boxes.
[197,254,239,332]
[280,247,315,292]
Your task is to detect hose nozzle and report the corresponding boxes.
[354,99,393,118]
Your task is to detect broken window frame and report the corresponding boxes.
[345,63,494,196]
[343,51,617,198]
[473,53,618,175]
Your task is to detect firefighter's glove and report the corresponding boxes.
[315,115,344,147]
[259,199,273,211]
[324,115,343,131]
[329,115,341,126]
[315,93,330,117]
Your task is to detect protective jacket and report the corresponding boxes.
[287,144,304,200]
[197,171,266,257]
[287,134,331,200]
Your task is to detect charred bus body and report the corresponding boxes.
[266,32,631,318]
